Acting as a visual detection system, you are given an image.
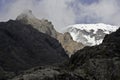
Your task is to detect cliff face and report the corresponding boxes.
[0,20,68,79]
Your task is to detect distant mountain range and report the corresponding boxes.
[65,23,119,46]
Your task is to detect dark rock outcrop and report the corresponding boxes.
[0,20,68,79]
[12,66,85,80]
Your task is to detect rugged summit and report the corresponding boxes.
[0,20,68,79]
[16,10,57,38]
[16,10,84,56]
[66,23,119,46]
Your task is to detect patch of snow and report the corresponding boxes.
[83,35,96,46]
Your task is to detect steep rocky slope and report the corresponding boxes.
[16,10,84,56]
[0,20,68,79]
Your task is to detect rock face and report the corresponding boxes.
[57,32,84,57]
[16,10,84,56]
[0,20,68,79]
[69,28,120,80]
[66,23,119,46]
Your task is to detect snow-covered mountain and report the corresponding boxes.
[66,23,119,46]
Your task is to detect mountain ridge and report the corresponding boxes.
[16,10,84,56]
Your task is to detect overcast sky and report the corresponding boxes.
[0,0,120,32]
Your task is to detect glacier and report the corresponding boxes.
[65,23,119,46]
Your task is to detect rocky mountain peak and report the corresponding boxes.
[16,10,57,38]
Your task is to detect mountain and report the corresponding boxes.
[11,27,120,80]
[16,10,57,38]
[2,10,119,80]
[66,23,119,46]
[0,20,68,79]
[16,10,84,56]
[69,28,120,80]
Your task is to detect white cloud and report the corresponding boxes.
[0,0,120,32]
[0,0,75,32]
[73,0,120,26]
